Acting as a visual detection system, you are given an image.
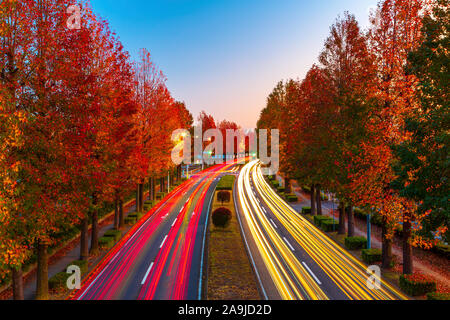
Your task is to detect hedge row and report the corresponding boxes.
[321,219,339,232]
[302,207,312,215]
[427,292,450,300]
[128,211,143,220]
[124,216,137,225]
[104,229,122,242]
[313,215,332,226]
[99,236,115,250]
[312,215,338,232]
[48,260,89,290]
[345,237,367,250]
[156,192,166,200]
[285,194,298,203]
[270,180,280,189]
[362,249,382,264]
[433,243,450,260]
[399,274,436,297]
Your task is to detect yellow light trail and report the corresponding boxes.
[237,161,328,300]
[237,160,408,300]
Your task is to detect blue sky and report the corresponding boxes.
[91,0,378,128]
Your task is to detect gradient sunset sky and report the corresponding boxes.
[92,0,378,128]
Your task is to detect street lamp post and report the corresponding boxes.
[367,213,372,249]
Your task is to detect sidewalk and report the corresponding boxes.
[289,181,450,292]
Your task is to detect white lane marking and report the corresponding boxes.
[283,237,295,252]
[160,235,168,249]
[302,262,322,285]
[262,207,267,214]
[171,218,177,227]
[141,262,154,285]
[270,219,278,229]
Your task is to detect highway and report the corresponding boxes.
[71,163,236,300]
[235,160,408,300]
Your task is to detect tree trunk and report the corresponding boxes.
[12,266,24,300]
[138,183,144,212]
[316,184,322,215]
[36,242,49,300]
[311,184,316,216]
[160,177,164,192]
[381,218,392,269]
[403,219,413,274]
[119,199,125,229]
[338,202,346,235]
[150,177,155,202]
[136,186,140,212]
[80,217,89,261]
[285,178,291,194]
[114,198,119,230]
[167,173,171,192]
[90,208,99,255]
[347,206,355,237]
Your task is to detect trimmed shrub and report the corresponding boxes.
[286,194,298,203]
[271,180,280,189]
[128,211,143,220]
[124,216,136,225]
[217,191,231,204]
[314,215,332,226]
[321,219,339,232]
[345,237,367,250]
[156,192,166,200]
[427,292,450,300]
[362,249,382,264]
[267,175,275,181]
[277,186,286,193]
[212,207,232,228]
[399,274,437,296]
[66,260,88,275]
[144,200,153,206]
[49,272,70,290]
[433,243,450,260]
[302,186,311,193]
[302,207,312,215]
[104,229,122,242]
[99,236,114,250]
